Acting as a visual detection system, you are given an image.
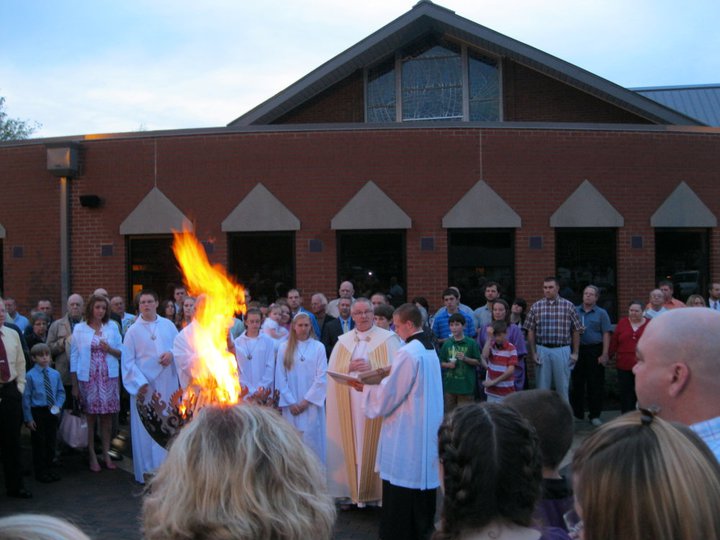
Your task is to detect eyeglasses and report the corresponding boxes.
[638,405,660,426]
[352,310,373,317]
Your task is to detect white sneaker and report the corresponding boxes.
[590,418,603,427]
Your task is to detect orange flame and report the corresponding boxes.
[172,227,246,412]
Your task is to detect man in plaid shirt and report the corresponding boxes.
[523,277,582,402]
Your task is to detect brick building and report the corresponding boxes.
[1,1,719,320]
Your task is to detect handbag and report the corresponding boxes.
[58,399,88,449]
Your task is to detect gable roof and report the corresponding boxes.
[229,0,700,127]
[633,84,720,127]
[550,180,624,227]
[221,183,300,231]
[331,181,411,230]
[119,187,192,235]
[650,181,717,227]
[442,180,521,228]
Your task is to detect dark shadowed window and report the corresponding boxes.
[337,231,406,305]
[127,236,182,303]
[655,229,708,302]
[448,230,514,309]
[556,229,617,321]
[228,232,295,304]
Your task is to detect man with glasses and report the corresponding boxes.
[326,298,401,508]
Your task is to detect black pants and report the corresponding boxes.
[30,407,59,477]
[0,381,25,494]
[380,480,436,540]
[570,343,604,420]
[617,369,637,414]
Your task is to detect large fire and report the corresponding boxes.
[172,228,246,414]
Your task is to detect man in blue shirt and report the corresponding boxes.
[23,343,65,483]
[432,288,476,344]
[4,298,29,333]
[571,285,611,426]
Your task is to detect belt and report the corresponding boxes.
[537,343,568,349]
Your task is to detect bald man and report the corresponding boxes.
[326,281,355,319]
[634,308,720,461]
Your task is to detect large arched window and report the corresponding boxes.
[366,37,500,123]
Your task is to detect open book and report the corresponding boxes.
[327,367,389,386]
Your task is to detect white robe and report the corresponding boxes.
[275,338,327,465]
[362,333,444,490]
[233,332,275,396]
[172,321,199,389]
[121,315,179,484]
[326,326,401,502]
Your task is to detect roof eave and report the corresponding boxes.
[228,1,701,127]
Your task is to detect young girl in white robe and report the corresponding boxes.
[276,313,327,465]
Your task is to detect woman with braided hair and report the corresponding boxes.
[434,403,570,540]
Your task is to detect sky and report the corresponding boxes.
[2,0,718,138]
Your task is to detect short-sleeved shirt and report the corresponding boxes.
[432,308,476,340]
[485,340,518,398]
[439,336,480,395]
[524,296,582,346]
[575,304,611,345]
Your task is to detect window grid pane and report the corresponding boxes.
[402,45,463,121]
[469,54,500,121]
[367,61,396,123]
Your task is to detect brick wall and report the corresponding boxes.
[269,60,653,126]
[502,61,653,124]
[274,70,365,124]
[0,144,61,312]
[1,126,719,315]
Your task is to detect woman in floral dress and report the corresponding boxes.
[70,294,123,472]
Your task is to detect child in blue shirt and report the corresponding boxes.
[22,343,65,483]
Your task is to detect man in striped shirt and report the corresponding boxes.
[523,277,582,402]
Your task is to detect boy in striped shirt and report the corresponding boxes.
[481,321,518,402]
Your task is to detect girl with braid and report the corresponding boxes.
[434,403,570,540]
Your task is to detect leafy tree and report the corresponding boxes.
[0,96,41,140]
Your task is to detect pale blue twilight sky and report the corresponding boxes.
[2,0,718,138]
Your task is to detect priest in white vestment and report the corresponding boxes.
[326,298,401,505]
[121,290,180,484]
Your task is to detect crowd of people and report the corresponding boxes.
[0,275,719,539]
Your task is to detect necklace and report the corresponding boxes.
[142,317,158,340]
[298,340,311,362]
[243,335,259,360]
